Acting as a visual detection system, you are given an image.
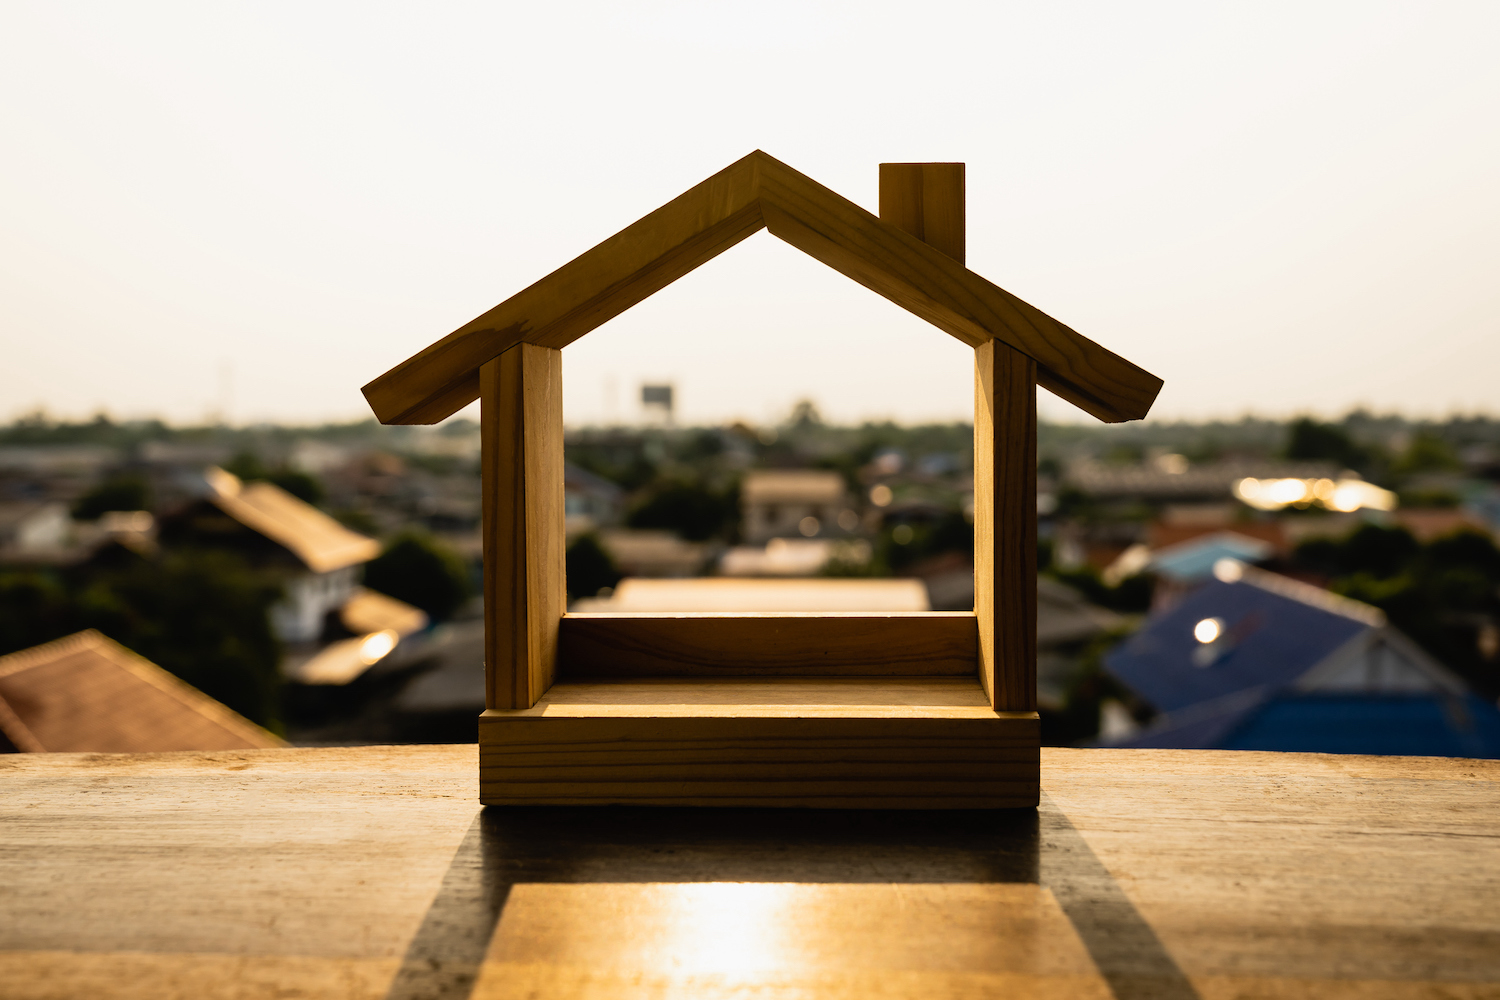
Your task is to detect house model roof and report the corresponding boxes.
[0,630,285,753]
[203,467,380,574]
[363,150,1161,426]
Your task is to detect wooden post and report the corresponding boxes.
[878,163,966,264]
[974,339,1037,711]
[480,344,565,709]
[881,161,1036,710]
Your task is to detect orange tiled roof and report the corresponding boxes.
[204,468,380,573]
[0,630,286,753]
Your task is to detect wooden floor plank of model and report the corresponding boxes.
[361,151,1163,807]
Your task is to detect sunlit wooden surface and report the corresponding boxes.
[2,746,1497,999]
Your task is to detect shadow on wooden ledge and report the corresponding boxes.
[384,798,1198,1000]
[476,805,1041,884]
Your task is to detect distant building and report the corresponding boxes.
[564,463,625,537]
[0,504,157,570]
[0,501,70,556]
[1036,577,1126,710]
[741,470,849,544]
[0,630,285,753]
[1065,457,1339,504]
[595,529,707,579]
[1150,532,1274,584]
[285,587,430,685]
[1101,530,1278,605]
[0,445,120,478]
[719,537,870,577]
[137,441,233,469]
[1146,514,1288,554]
[159,468,381,643]
[571,577,930,612]
[1394,508,1494,544]
[1101,566,1500,757]
[0,445,120,506]
[640,383,674,424]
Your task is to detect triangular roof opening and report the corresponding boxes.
[559,228,977,426]
[364,150,1162,427]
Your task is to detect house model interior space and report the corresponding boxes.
[362,150,1163,807]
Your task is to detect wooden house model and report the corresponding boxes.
[362,151,1162,807]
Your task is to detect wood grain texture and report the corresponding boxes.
[481,345,564,710]
[472,883,1107,1000]
[974,339,1038,711]
[3,746,1499,998]
[556,611,977,677]
[478,678,1039,808]
[878,162,965,264]
[362,150,1161,426]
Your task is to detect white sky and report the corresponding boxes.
[2,2,1497,428]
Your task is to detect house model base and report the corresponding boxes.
[480,607,1041,808]
[362,153,1161,809]
[479,675,1038,809]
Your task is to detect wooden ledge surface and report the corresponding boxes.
[2,746,1498,999]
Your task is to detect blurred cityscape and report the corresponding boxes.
[3,398,1500,755]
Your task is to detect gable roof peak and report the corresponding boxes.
[362,150,1161,426]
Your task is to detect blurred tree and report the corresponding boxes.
[789,399,824,429]
[1305,527,1500,699]
[0,555,285,729]
[1339,524,1422,578]
[0,571,75,655]
[566,534,622,599]
[223,450,269,481]
[1037,536,1056,573]
[72,475,150,520]
[879,510,974,574]
[74,550,284,729]
[1425,529,1500,579]
[266,470,324,505]
[1050,566,1153,613]
[675,429,724,463]
[333,508,381,536]
[1102,444,1143,465]
[626,479,737,541]
[221,450,326,506]
[1392,432,1463,476]
[1397,487,1462,509]
[1039,626,1145,746]
[363,532,470,622]
[567,448,658,492]
[1293,524,1419,579]
[1285,418,1368,470]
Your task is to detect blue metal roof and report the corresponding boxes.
[1099,572,1500,758]
[1150,533,1273,583]
[1103,687,1272,749]
[1103,578,1370,714]
[1107,691,1500,758]
[1223,693,1500,758]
